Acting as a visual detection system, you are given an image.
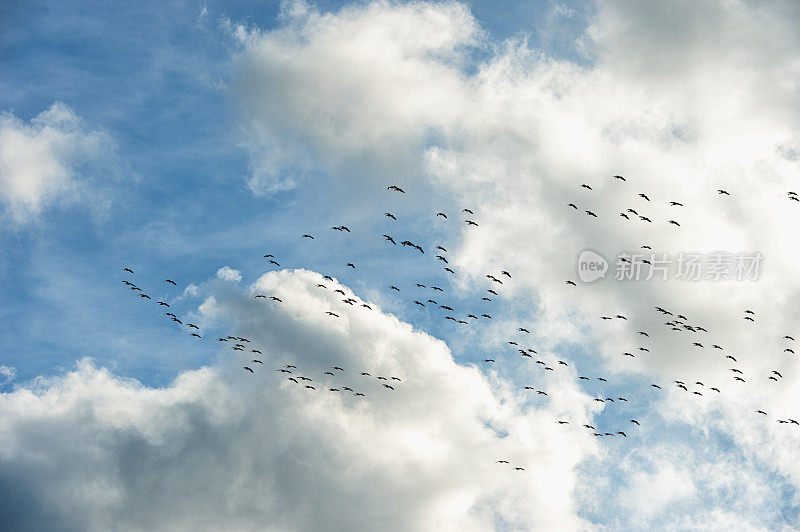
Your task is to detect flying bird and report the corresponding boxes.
[387,185,405,193]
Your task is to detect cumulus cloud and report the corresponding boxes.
[227,0,800,526]
[216,265,243,282]
[0,269,596,531]
[231,0,479,195]
[0,103,114,223]
[4,0,800,529]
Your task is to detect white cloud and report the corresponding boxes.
[0,366,15,386]
[0,103,113,224]
[216,266,242,282]
[0,269,597,531]
[228,0,800,527]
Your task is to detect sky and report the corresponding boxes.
[2,0,800,530]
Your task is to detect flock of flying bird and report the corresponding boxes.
[120,177,798,473]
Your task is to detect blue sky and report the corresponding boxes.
[0,0,596,386]
[2,1,800,530]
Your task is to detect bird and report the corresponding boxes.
[243,366,254,373]
[157,301,170,307]
[123,268,134,273]
[565,281,577,286]
[717,189,730,195]
[617,432,626,437]
[384,212,397,220]
[302,234,314,239]
[462,209,474,214]
[326,312,339,317]
[639,193,650,201]
[383,384,395,390]
[390,286,400,291]
[387,185,405,193]
[164,279,177,285]
[630,420,640,426]
[483,359,495,363]
[436,212,447,218]
[669,201,683,206]
[190,333,201,338]
[518,328,530,333]
[346,263,355,268]
[465,220,479,226]
[668,220,680,226]
[585,210,597,217]
[580,184,593,190]
[568,203,578,210]
[614,175,626,181]
[139,294,151,299]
